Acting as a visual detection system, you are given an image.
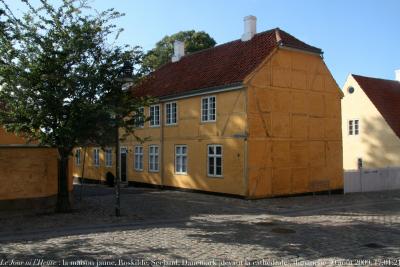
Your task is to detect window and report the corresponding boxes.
[207,145,222,177]
[201,96,216,122]
[149,145,159,172]
[175,145,187,174]
[348,119,359,135]
[105,148,112,167]
[134,146,144,171]
[93,148,100,167]
[165,102,177,125]
[136,107,145,128]
[75,149,81,166]
[347,86,355,94]
[150,105,160,127]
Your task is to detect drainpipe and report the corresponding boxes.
[160,103,165,187]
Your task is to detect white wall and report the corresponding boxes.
[344,167,400,193]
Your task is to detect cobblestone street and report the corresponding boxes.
[0,185,399,266]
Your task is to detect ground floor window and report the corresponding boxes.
[93,148,100,167]
[75,149,81,166]
[134,146,144,171]
[175,145,187,174]
[207,144,222,177]
[149,145,159,172]
[105,148,112,167]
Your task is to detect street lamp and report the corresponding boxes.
[114,61,134,217]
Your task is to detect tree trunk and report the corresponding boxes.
[56,149,72,213]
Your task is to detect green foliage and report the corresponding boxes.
[0,0,151,154]
[142,30,216,72]
[0,0,153,211]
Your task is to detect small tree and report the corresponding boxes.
[143,30,216,72]
[0,0,151,212]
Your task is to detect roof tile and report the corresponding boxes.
[133,28,322,98]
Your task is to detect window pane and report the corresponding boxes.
[208,146,214,155]
[216,146,222,155]
[208,157,214,175]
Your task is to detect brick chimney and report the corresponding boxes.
[241,15,257,41]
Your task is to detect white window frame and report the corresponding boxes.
[165,102,178,125]
[136,107,145,128]
[149,145,160,172]
[105,148,112,167]
[150,104,160,127]
[93,148,100,167]
[207,144,223,177]
[134,145,144,171]
[175,145,188,175]
[75,148,81,166]
[348,119,359,136]
[201,96,216,122]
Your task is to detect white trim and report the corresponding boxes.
[201,95,217,123]
[75,148,81,166]
[93,147,100,167]
[207,144,223,178]
[175,145,188,175]
[149,104,160,127]
[134,145,144,171]
[148,145,160,172]
[165,101,178,126]
[160,84,243,102]
[105,147,112,167]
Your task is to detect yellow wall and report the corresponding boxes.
[0,127,73,202]
[245,48,343,198]
[72,48,343,198]
[342,75,400,170]
[72,147,116,182]
[75,90,247,196]
[0,148,58,200]
[0,128,29,145]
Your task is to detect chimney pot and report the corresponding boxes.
[172,40,185,62]
[241,15,257,41]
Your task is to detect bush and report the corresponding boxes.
[106,172,115,187]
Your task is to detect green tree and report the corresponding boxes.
[0,0,151,212]
[143,30,216,72]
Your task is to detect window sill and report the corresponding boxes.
[207,175,223,178]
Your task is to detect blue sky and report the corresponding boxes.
[7,0,400,87]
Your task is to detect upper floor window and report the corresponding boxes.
[93,148,100,167]
[150,104,160,127]
[201,96,216,122]
[136,107,145,128]
[165,102,177,125]
[175,145,187,174]
[75,149,81,166]
[105,148,112,167]
[134,146,144,171]
[149,145,160,172]
[348,119,359,135]
[208,144,222,177]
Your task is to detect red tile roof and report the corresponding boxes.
[132,28,322,98]
[352,74,400,138]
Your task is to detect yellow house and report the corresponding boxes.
[73,16,343,198]
[342,73,400,170]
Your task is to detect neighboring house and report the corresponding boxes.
[0,128,73,211]
[342,72,400,170]
[73,16,343,198]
